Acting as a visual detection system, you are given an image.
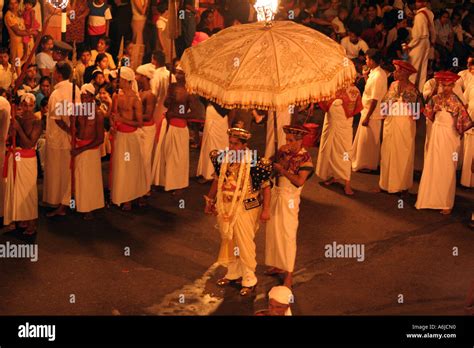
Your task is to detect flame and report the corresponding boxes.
[47,0,69,10]
[254,0,279,22]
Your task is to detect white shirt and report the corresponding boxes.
[0,63,16,90]
[151,66,175,117]
[341,36,369,59]
[362,66,388,120]
[458,69,474,93]
[36,52,56,71]
[331,16,345,34]
[0,96,11,145]
[408,7,436,49]
[46,80,81,149]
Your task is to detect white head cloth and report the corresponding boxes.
[136,64,155,79]
[20,92,36,104]
[81,83,95,95]
[268,286,293,316]
[120,67,135,81]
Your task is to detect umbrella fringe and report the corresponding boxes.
[185,67,357,110]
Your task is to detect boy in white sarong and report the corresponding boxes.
[3,93,42,235]
[71,84,105,219]
[265,125,313,288]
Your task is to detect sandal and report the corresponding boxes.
[240,284,257,296]
[216,277,242,287]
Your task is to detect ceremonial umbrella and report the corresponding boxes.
[180,20,357,111]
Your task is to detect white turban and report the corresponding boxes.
[120,67,135,81]
[136,64,155,79]
[81,83,95,95]
[20,92,36,105]
[268,286,293,316]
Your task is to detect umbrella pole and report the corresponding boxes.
[274,110,278,157]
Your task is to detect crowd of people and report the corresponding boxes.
[0,0,473,311]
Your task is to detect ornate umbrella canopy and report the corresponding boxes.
[181,20,356,110]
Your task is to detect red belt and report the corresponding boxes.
[76,138,99,150]
[143,120,155,127]
[3,148,36,178]
[116,123,137,133]
[169,118,187,128]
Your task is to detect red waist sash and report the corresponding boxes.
[143,119,155,127]
[169,118,187,128]
[116,122,137,133]
[76,138,99,150]
[3,148,36,178]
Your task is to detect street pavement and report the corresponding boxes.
[0,117,473,316]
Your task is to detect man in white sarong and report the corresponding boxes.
[197,102,230,183]
[255,286,293,316]
[406,0,435,92]
[265,107,292,158]
[110,67,148,210]
[72,84,105,219]
[44,62,81,217]
[352,49,387,172]
[136,64,157,194]
[150,51,173,187]
[317,85,362,195]
[461,82,474,187]
[3,93,42,235]
[162,67,190,193]
[0,96,11,220]
[265,125,313,288]
[205,128,272,296]
[416,71,473,214]
[376,60,421,194]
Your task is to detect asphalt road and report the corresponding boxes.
[0,117,473,316]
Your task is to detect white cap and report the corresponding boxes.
[80,83,95,95]
[268,286,293,305]
[120,67,135,81]
[20,92,36,104]
[136,64,155,79]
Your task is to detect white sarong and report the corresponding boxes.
[416,110,461,210]
[43,146,71,206]
[163,124,189,191]
[111,130,148,205]
[138,123,156,190]
[197,105,229,180]
[379,114,416,192]
[3,153,38,225]
[217,203,261,287]
[265,177,302,273]
[75,147,105,213]
[461,129,474,187]
[151,118,167,186]
[351,118,382,171]
[316,100,353,181]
